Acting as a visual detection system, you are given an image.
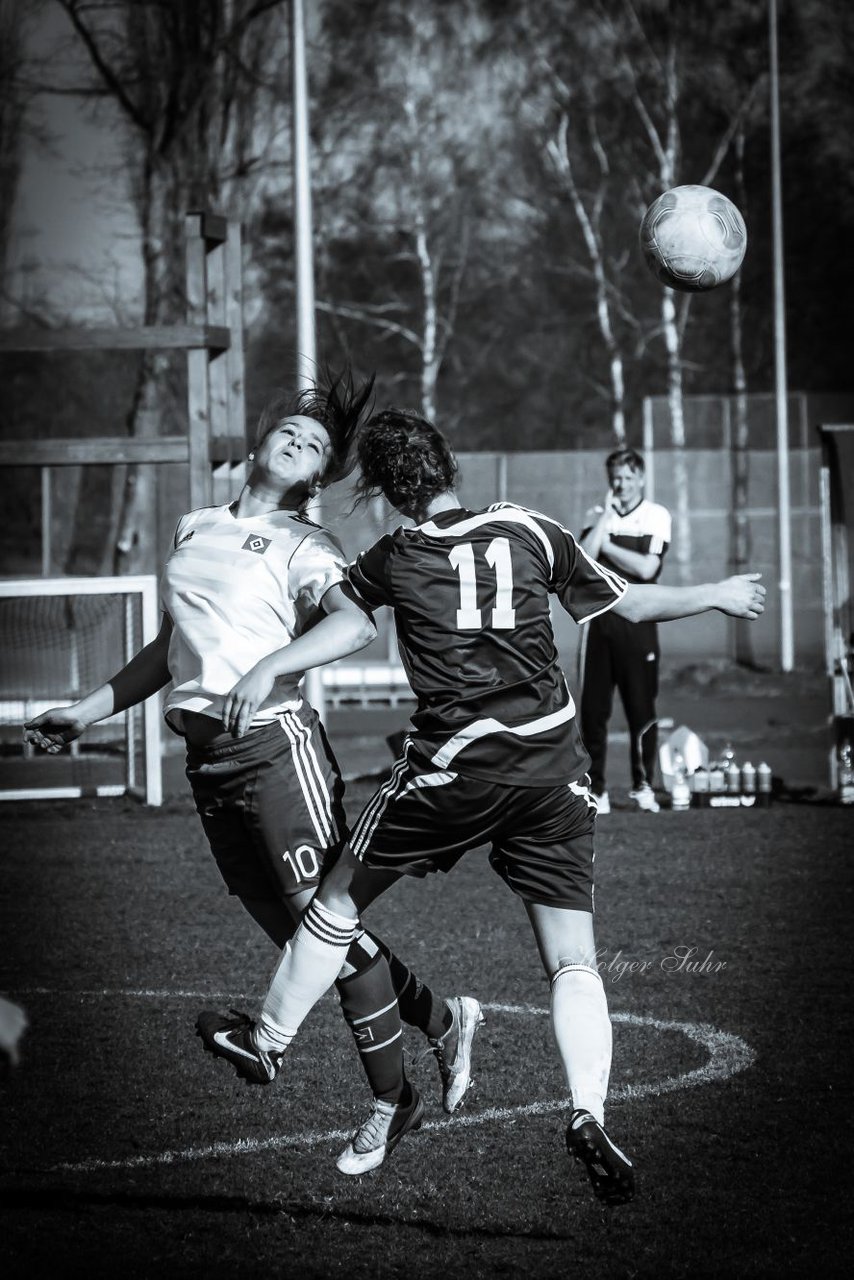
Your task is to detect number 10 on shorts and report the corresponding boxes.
[282,844,320,882]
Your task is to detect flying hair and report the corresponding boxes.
[353,408,458,511]
[255,366,376,486]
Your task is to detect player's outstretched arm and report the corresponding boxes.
[24,615,173,753]
[222,583,377,736]
[613,574,766,624]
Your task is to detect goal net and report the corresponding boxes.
[0,575,162,804]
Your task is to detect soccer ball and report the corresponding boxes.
[639,184,747,292]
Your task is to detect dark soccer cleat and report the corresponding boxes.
[336,1085,425,1175]
[566,1109,635,1206]
[429,995,484,1113]
[195,1009,282,1086]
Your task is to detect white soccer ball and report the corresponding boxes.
[639,184,747,292]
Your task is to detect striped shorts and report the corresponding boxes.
[184,703,347,901]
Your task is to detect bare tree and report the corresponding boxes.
[595,0,762,583]
[544,102,630,445]
[53,0,288,572]
[0,1,49,321]
[309,0,513,423]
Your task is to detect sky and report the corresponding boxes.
[10,3,143,321]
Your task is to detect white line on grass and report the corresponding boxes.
[43,998,755,1175]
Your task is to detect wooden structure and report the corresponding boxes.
[0,212,246,511]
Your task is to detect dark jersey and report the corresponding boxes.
[581,498,671,584]
[348,503,626,786]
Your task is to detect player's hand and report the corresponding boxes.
[23,706,88,754]
[716,573,766,619]
[584,504,606,526]
[222,662,275,737]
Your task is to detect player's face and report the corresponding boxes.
[608,463,644,514]
[253,415,333,495]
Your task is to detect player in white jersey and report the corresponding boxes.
[24,374,483,1170]
[579,448,672,814]
[210,408,766,1205]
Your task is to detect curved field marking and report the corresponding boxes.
[48,998,755,1175]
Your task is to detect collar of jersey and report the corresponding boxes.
[613,498,645,519]
[225,501,312,525]
[412,506,470,530]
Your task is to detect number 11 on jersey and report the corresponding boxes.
[448,537,516,630]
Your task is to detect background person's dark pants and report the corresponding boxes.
[579,612,660,794]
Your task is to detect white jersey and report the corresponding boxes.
[160,503,346,731]
[583,499,671,584]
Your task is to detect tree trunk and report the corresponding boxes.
[730,127,755,667]
[414,214,439,423]
[113,165,184,575]
[662,288,691,584]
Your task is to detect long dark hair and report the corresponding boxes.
[255,366,376,486]
[353,408,458,510]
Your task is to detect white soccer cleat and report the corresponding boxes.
[629,784,660,813]
[336,1087,424,1175]
[429,995,484,1114]
[592,791,610,816]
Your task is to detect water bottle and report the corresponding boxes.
[757,761,773,808]
[692,766,710,809]
[709,762,726,798]
[671,753,691,812]
[740,761,756,807]
[726,761,741,796]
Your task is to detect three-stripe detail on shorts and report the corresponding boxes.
[277,710,339,847]
[349,745,413,859]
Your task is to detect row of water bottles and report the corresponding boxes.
[670,744,772,812]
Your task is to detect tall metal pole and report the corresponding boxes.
[291,0,325,717]
[291,0,316,393]
[769,0,795,671]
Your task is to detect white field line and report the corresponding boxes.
[15,991,756,1175]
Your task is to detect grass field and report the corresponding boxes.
[2,673,853,1278]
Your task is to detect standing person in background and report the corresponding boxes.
[24,370,482,1173]
[579,448,672,815]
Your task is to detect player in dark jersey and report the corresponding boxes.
[579,448,672,814]
[204,409,765,1203]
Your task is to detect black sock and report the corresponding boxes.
[336,948,407,1104]
[366,932,449,1040]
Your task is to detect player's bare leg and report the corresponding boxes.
[525,902,635,1205]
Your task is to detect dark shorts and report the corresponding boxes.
[184,704,347,902]
[349,748,597,912]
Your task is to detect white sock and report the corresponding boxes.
[550,963,612,1125]
[259,899,358,1044]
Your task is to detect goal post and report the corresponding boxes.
[0,575,163,805]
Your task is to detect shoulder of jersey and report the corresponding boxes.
[643,500,672,528]
[182,503,223,522]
